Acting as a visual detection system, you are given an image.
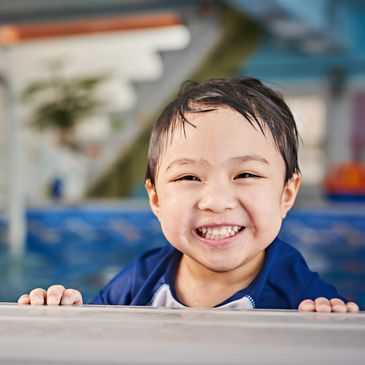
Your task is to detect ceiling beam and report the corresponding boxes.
[0,12,182,45]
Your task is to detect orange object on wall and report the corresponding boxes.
[324,162,365,194]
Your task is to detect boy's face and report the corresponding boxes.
[146,107,300,274]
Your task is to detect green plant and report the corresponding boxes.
[22,60,109,143]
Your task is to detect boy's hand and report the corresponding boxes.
[299,297,359,313]
[18,285,83,306]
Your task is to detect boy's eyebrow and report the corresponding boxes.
[166,158,209,171]
[166,155,269,171]
[230,155,269,165]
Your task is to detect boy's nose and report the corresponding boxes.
[197,182,238,213]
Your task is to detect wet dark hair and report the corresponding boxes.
[146,77,300,185]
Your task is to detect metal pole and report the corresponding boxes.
[2,45,26,257]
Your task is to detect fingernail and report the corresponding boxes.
[61,297,73,305]
[33,299,44,305]
[348,303,359,312]
[318,306,331,312]
[47,295,57,305]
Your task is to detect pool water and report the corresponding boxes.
[0,203,364,308]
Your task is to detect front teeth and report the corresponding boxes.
[197,226,242,240]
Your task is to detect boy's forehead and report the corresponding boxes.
[159,108,278,162]
[166,107,272,143]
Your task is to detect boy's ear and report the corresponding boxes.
[145,179,160,218]
[280,173,301,219]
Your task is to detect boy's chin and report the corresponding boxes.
[198,257,246,273]
[193,250,265,274]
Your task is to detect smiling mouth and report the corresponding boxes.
[196,225,244,240]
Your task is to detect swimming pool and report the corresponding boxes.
[0,202,364,308]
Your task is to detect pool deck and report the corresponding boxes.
[0,304,364,364]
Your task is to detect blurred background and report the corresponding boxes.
[0,0,364,307]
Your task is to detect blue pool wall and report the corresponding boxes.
[0,204,364,308]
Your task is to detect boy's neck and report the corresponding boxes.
[174,251,265,308]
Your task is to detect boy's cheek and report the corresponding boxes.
[250,205,283,244]
[159,208,193,243]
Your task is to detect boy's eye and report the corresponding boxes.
[235,172,261,180]
[174,175,200,182]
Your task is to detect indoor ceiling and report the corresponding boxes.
[0,0,200,24]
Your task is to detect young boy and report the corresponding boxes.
[18,77,359,312]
